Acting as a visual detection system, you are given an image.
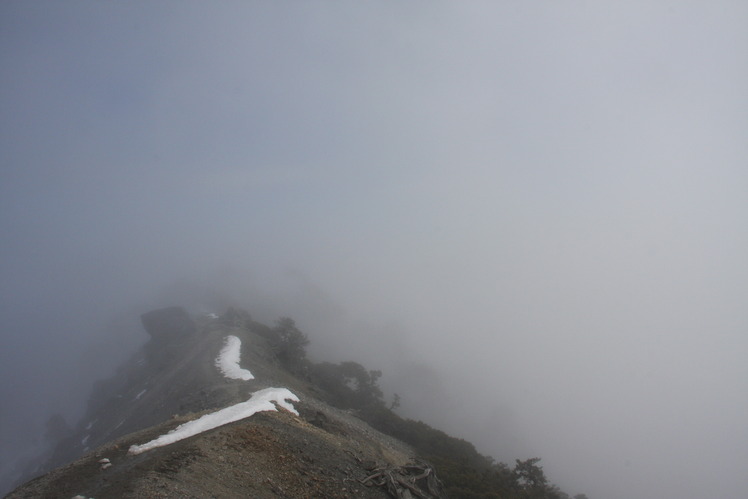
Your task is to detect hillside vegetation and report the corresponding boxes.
[240,308,587,499]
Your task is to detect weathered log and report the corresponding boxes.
[359,462,446,499]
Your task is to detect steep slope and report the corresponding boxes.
[7,396,427,498]
[6,308,445,499]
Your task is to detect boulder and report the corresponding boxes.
[140,307,196,340]
[219,306,252,328]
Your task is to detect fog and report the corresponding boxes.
[2,2,747,498]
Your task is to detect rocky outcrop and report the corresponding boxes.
[218,306,252,329]
[140,306,196,340]
[140,306,196,368]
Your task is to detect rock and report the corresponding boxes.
[140,307,196,340]
[140,307,196,368]
[219,306,251,328]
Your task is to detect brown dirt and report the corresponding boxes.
[6,397,417,499]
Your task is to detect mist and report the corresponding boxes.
[2,2,747,498]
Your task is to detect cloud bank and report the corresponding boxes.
[1,2,747,498]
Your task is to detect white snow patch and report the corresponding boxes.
[85,419,97,430]
[128,387,299,455]
[215,335,254,380]
[134,389,147,401]
[81,435,89,446]
[207,313,219,319]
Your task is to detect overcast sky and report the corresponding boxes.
[1,2,747,498]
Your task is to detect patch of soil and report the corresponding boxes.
[6,398,426,499]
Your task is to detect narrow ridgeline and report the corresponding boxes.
[8,306,579,499]
[6,307,445,499]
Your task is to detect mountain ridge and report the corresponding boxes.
[6,306,581,499]
[6,307,443,498]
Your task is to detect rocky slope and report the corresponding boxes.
[6,307,445,499]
